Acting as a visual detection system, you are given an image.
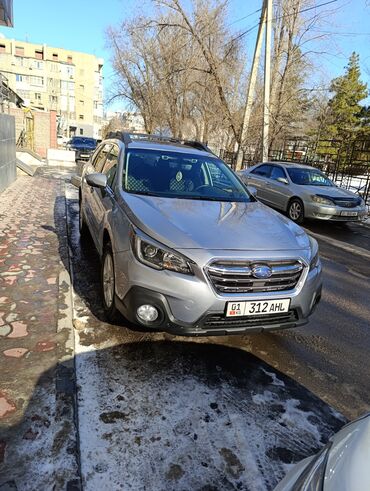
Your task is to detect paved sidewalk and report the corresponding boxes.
[0,175,79,489]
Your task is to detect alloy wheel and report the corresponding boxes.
[289,201,302,221]
[103,252,114,308]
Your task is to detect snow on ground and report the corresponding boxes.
[74,339,346,491]
[0,378,78,490]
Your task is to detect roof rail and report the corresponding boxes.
[107,131,213,154]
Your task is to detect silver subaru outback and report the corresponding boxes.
[78,133,322,336]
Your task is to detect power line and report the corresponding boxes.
[228,0,340,45]
[311,29,370,36]
[229,8,262,27]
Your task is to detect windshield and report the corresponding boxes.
[287,167,334,186]
[71,137,96,145]
[122,149,253,202]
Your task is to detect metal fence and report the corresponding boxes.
[221,138,370,204]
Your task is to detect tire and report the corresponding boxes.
[288,198,304,224]
[101,243,120,323]
[79,196,90,241]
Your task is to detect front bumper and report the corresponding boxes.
[116,286,322,336]
[74,149,94,161]
[114,250,322,336]
[306,202,367,221]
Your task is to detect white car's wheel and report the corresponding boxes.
[288,198,304,223]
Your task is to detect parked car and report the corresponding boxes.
[238,162,367,223]
[57,134,69,147]
[77,133,322,335]
[274,413,370,491]
[67,136,97,162]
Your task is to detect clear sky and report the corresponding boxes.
[1,0,369,111]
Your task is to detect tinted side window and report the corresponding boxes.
[270,166,286,181]
[251,164,272,177]
[92,143,112,172]
[102,144,120,188]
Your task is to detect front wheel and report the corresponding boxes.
[101,243,120,323]
[288,199,304,224]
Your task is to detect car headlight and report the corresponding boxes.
[131,230,194,275]
[311,194,334,205]
[309,236,320,271]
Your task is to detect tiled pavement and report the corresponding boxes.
[0,175,79,489]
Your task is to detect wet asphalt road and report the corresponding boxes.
[235,220,370,421]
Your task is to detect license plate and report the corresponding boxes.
[80,154,89,158]
[226,299,291,317]
[341,211,358,217]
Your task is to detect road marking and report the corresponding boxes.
[304,228,370,260]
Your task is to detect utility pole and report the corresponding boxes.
[262,0,272,162]
[235,1,267,170]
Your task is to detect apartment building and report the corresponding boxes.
[0,35,104,138]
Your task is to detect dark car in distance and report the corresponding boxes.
[67,136,97,162]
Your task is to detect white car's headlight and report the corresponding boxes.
[311,194,334,205]
[309,236,320,271]
[132,230,194,275]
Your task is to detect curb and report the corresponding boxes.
[305,229,370,261]
[56,180,82,490]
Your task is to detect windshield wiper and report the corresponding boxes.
[126,190,165,197]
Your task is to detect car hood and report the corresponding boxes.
[121,194,310,251]
[275,414,370,491]
[301,185,358,199]
[324,414,370,490]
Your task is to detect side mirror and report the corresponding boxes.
[85,173,107,189]
[247,185,257,197]
[277,177,289,184]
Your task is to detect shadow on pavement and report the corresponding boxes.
[1,340,347,490]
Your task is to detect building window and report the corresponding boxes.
[65,66,74,77]
[30,76,44,86]
[33,60,44,70]
[50,62,59,73]
[79,84,84,91]
[79,115,84,120]
[15,56,25,67]
[67,56,73,64]
[79,100,84,106]
[48,77,58,89]
[16,74,26,82]
[52,53,58,61]
[15,46,24,56]
[79,128,84,135]
[35,49,43,60]
[49,95,58,104]
[35,93,41,101]
[0,44,6,53]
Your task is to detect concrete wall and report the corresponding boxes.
[0,113,16,193]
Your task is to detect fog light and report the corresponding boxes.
[137,304,159,322]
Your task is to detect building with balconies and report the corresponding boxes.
[0,34,104,138]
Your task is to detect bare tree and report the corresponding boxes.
[107,0,245,147]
